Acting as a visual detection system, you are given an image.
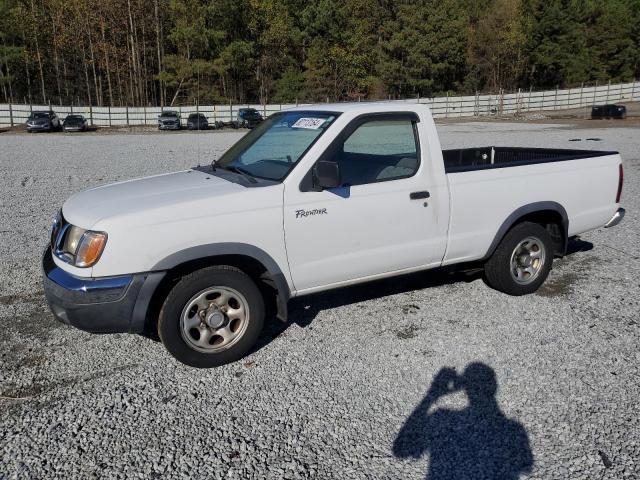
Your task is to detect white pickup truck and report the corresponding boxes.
[43,103,625,367]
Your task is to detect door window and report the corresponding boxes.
[336,119,419,186]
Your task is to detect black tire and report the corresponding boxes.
[483,222,554,295]
[158,266,265,368]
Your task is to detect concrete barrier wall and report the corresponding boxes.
[1,81,638,127]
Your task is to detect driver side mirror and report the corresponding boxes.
[312,160,341,190]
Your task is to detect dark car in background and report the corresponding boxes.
[591,104,627,119]
[237,108,263,128]
[158,110,181,130]
[26,111,61,132]
[187,113,209,130]
[63,114,89,132]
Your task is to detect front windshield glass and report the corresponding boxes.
[216,111,338,181]
[30,112,50,119]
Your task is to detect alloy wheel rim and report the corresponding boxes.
[509,236,546,285]
[180,286,250,353]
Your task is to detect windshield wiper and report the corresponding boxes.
[219,165,258,184]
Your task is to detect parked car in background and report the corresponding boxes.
[26,111,61,132]
[187,113,209,130]
[43,103,625,368]
[158,110,181,130]
[591,104,627,119]
[237,108,263,128]
[63,114,89,132]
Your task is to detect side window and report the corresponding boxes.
[336,119,419,186]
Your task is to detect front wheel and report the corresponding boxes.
[484,222,554,295]
[158,266,265,368]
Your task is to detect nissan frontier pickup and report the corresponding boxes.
[43,103,625,367]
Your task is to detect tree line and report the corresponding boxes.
[0,0,639,107]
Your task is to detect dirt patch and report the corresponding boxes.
[0,291,44,306]
[395,324,420,339]
[0,363,140,407]
[0,308,61,341]
[401,304,420,315]
[437,101,640,129]
[536,272,579,297]
[0,298,64,374]
[536,255,600,297]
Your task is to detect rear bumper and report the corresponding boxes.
[604,208,625,228]
[42,249,165,334]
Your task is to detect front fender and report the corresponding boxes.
[152,242,292,321]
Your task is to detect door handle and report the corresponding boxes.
[410,191,430,200]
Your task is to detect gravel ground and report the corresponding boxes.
[0,120,639,479]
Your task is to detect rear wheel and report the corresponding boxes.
[158,266,265,368]
[484,222,554,295]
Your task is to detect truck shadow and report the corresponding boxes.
[256,238,593,350]
[256,266,483,350]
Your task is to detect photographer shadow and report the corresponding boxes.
[393,363,533,480]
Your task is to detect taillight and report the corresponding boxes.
[616,163,623,203]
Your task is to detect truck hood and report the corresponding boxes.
[63,169,245,228]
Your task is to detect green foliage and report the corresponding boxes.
[272,66,304,103]
[0,0,639,105]
[379,0,469,98]
[467,0,527,92]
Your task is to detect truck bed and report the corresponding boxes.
[443,147,618,173]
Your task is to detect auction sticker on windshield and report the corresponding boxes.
[292,117,326,129]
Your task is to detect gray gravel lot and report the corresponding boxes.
[1,120,639,479]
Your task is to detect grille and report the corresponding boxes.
[51,214,75,264]
[51,212,65,249]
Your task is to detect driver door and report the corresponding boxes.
[283,113,449,293]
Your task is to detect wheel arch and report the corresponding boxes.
[143,244,291,335]
[483,202,569,260]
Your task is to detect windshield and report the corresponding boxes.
[161,112,179,117]
[30,112,50,119]
[216,111,338,181]
[65,115,83,122]
[240,109,260,118]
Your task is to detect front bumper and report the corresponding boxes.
[42,249,165,334]
[159,123,180,130]
[27,124,51,132]
[604,208,625,228]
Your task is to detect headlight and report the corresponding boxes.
[64,225,85,254]
[52,219,107,268]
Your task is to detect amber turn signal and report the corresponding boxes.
[75,231,108,267]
